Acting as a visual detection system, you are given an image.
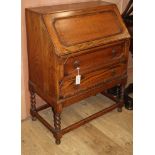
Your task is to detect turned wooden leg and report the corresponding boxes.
[117,85,125,112]
[30,89,37,121]
[53,108,62,145]
[51,107,54,114]
[116,85,121,99]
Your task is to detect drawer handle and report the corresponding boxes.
[112,49,116,57]
[111,69,116,76]
[73,60,80,68]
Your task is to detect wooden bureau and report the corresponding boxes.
[25,1,130,144]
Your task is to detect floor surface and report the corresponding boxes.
[22,93,133,155]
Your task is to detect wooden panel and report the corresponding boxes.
[54,11,122,46]
[43,4,130,55]
[26,10,60,104]
[26,11,44,91]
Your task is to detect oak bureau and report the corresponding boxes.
[25,1,130,144]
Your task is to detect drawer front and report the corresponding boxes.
[60,64,127,98]
[64,43,125,77]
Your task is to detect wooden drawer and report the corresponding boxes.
[64,43,125,77]
[60,63,127,98]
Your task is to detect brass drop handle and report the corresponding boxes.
[73,60,80,69]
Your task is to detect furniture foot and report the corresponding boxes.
[31,116,37,121]
[117,107,122,112]
[124,83,133,110]
[51,107,54,113]
[116,85,121,99]
[117,85,125,112]
[30,88,37,121]
[53,108,62,145]
[55,139,61,145]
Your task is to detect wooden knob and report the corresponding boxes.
[73,60,80,68]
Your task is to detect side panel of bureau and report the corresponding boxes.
[26,10,60,105]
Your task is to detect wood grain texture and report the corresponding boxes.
[43,3,130,55]
[26,9,61,105]
[28,1,111,14]
[61,64,126,98]
[64,42,124,76]
[54,11,122,46]
[25,1,130,144]
[22,94,133,155]
[26,1,130,105]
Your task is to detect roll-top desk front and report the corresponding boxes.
[26,1,130,144]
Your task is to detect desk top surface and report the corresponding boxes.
[27,1,112,14]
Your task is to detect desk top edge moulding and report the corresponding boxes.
[25,1,130,144]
